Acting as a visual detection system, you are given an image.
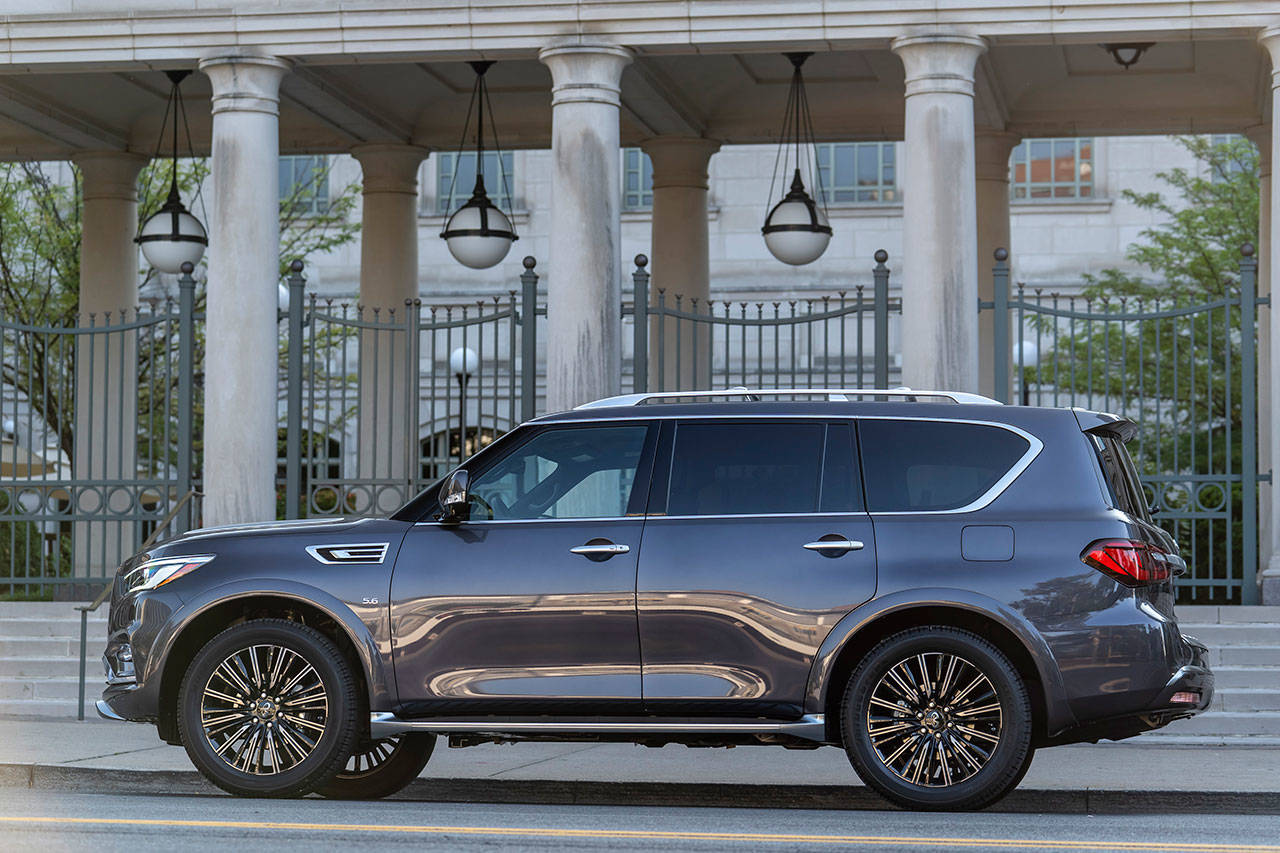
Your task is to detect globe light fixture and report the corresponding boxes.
[136,70,207,274]
[450,346,479,388]
[441,61,518,270]
[761,52,832,266]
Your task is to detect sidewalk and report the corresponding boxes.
[0,717,1278,813]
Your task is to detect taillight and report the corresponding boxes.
[1081,539,1171,586]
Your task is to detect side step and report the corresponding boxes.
[370,712,828,743]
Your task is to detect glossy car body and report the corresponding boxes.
[99,391,1212,775]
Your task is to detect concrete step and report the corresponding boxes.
[1205,645,1280,667]
[0,657,85,678]
[0,637,77,658]
[0,602,101,617]
[0,617,108,638]
[1180,624,1280,646]
[1175,605,1280,624]
[0,697,84,717]
[1151,711,1280,737]
[0,676,85,701]
[1215,688,1280,713]
[1213,666,1280,689]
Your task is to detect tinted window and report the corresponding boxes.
[1090,434,1151,522]
[859,420,1030,512]
[667,421,860,516]
[468,425,650,520]
[820,423,864,512]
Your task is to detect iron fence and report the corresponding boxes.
[626,251,900,393]
[983,246,1263,604]
[0,276,199,596]
[2,244,1265,605]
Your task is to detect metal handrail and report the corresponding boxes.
[75,490,201,720]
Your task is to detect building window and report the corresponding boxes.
[435,152,514,215]
[814,142,897,203]
[1210,134,1250,183]
[279,155,330,215]
[1009,138,1093,200]
[622,148,654,210]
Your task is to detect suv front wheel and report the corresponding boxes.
[840,626,1034,811]
[177,619,362,797]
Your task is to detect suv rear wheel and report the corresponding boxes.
[177,619,361,797]
[839,626,1033,811]
[318,734,436,799]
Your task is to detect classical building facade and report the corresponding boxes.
[2,1,1280,599]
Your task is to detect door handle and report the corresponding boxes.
[570,539,630,561]
[803,537,864,555]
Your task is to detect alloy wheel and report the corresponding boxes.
[199,643,329,775]
[342,737,403,777]
[865,652,1003,787]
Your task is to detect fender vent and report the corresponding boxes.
[305,543,390,565]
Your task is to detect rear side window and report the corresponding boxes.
[666,421,863,516]
[1090,434,1152,522]
[859,419,1030,512]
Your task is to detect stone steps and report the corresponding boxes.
[1145,606,1280,740]
[0,602,108,718]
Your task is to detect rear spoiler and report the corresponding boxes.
[1072,408,1139,443]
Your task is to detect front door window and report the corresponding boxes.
[468,425,650,520]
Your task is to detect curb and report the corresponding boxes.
[2,764,1278,814]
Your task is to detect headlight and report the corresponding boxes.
[122,555,215,593]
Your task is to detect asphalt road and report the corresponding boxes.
[1,789,1278,853]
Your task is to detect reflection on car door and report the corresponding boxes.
[636,419,876,718]
[390,422,657,716]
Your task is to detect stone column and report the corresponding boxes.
[1260,27,1280,603]
[1246,123,1272,587]
[352,144,429,511]
[198,54,290,527]
[71,151,148,580]
[640,136,720,391]
[538,42,633,411]
[975,131,1019,401]
[891,33,987,393]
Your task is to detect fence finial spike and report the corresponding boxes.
[523,256,537,270]
[290,259,304,273]
[180,261,194,275]
[635,254,649,269]
[873,249,888,264]
[994,247,1009,262]
[1242,242,1256,258]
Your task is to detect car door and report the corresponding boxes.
[390,421,657,716]
[636,418,876,718]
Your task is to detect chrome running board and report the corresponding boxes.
[370,712,827,743]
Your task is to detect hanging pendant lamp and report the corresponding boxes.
[136,69,207,274]
[761,53,832,266]
[441,61,518,270]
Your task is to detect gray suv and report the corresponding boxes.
[97,389,1212,810]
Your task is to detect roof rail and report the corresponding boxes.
[574,388,1002,409]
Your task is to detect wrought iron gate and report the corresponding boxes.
[982,247,1263,604]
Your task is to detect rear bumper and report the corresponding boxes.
[1045,634,1212,746]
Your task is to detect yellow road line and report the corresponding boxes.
[0,815,1275,851]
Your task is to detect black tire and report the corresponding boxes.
[177,618,362,798]
[318,734,436,799]
[839,626,1033,811]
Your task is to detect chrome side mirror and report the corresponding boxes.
[439,469,470,524]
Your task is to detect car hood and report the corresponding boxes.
[154,516,398,552]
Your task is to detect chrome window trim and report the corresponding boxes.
[448,414,1042,520]
[304,542,390,565]
[415,516,642,527]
